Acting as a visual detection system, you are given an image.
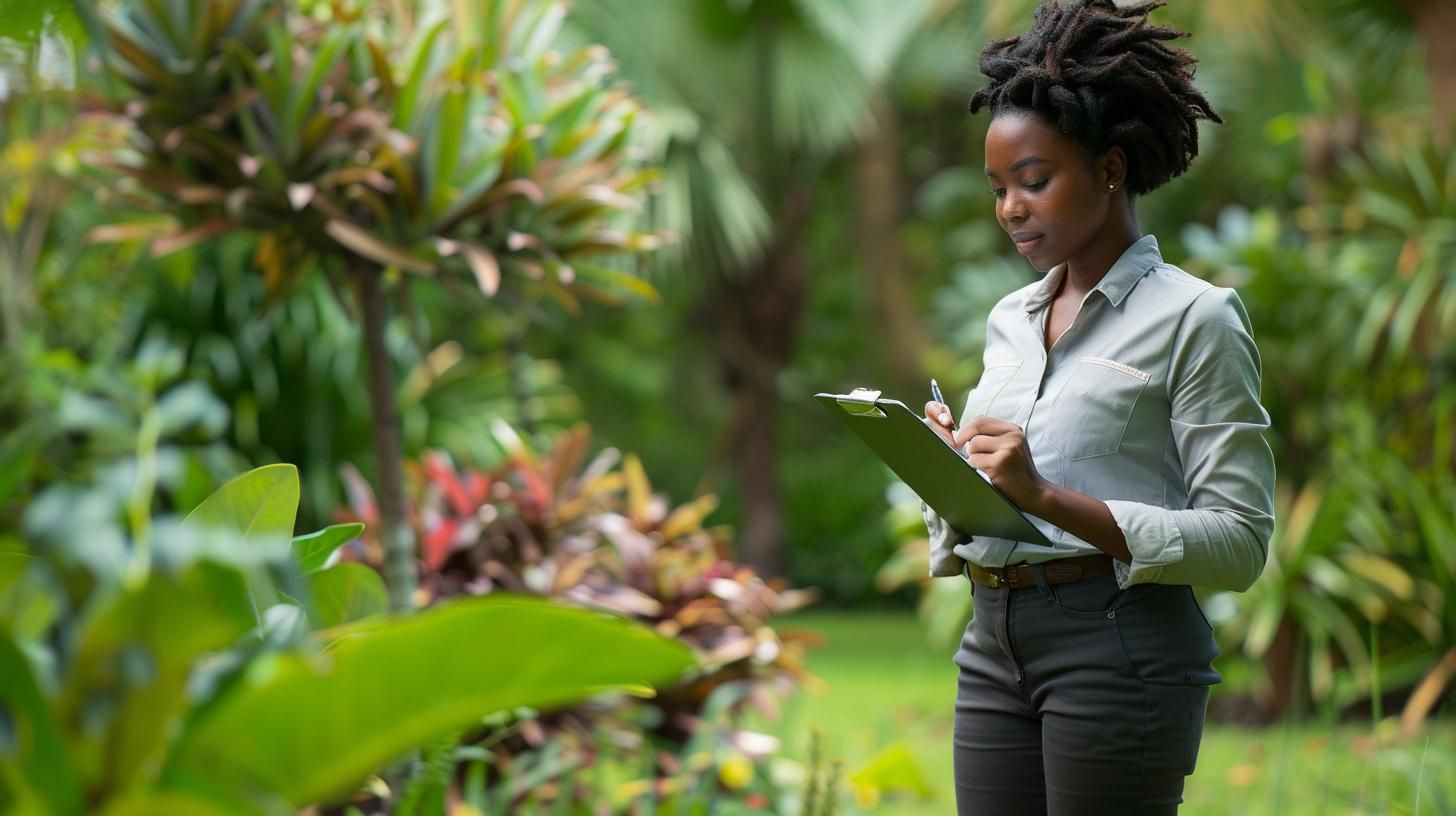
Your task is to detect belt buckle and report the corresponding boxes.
[968,564,1002,588]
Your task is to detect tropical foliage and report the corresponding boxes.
[1183,136,1456,718]
[335,423,819,809]
[125,235,581,531]
[564,0,951,579]
[89,0,666,609]
[0,461,693,813]
[4,0,1456,810]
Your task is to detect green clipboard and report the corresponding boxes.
[815,388,1053,547]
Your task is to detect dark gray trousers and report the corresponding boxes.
[953,567,1220,815]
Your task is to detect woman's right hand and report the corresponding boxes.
[924,401,958,447]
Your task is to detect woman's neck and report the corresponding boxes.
[1061,210,1142,295]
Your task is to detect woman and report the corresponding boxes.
[920,2,1276,814]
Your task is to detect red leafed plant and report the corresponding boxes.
[338,422,818,754]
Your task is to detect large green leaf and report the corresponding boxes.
[58,564,257,798]
[290,523,364,574]
[182,464,300,543]
[165,595,696,807]
[308,563,389,628]
[95,791,247,816]
[0,630,82,815]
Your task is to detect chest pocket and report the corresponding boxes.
[963,361,1021,420]
[1049,356,1150,460]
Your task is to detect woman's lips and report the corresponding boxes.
[1011,232,1043,254]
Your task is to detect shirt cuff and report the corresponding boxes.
[922,502,969,578]
[1104,499,1184,587]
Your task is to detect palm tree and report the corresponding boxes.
[568,0,945,577]
[87,0,662,609]
[1392,0,1456,136]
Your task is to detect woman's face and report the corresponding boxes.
[984,111,1114,272]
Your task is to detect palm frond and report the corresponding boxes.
[569,0,942,280]
[791,0,937,83]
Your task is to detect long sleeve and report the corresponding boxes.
[923,502,971,577]
[1104,287,1276,591]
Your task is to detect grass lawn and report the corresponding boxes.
[757,610,1456,815]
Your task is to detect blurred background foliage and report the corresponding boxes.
[2,0,1455,812]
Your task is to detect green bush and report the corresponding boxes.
[336,424,819,810]
[0,462,694,813]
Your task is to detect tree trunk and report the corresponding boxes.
[1260,614,1301,721]
[356,263,418,612]
[731,377,786,580]
[1397,0,1456,140]
[854,91,926,387]
[712,187,816,579]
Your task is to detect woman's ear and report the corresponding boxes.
[1101,146,1128,192]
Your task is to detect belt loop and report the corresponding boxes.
[1031,563,1054,600]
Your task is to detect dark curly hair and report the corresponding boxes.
[969,0,1221,196]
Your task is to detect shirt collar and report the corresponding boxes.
[1021,234,1162,314]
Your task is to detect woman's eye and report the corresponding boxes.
[991,187,1006,198]
[1025,178,1049,191]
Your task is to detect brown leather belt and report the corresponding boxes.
[964,554,1115,589]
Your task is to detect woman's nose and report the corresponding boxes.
[1000,191,1028,222]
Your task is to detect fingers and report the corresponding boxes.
[953,417,1026,449]
[923,401,955,430]
[967,450,1008,472]
[959,433,1018,455]
[960,415,1020,436]
[967,449,987,465]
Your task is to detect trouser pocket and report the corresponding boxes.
[1114,583,1222,686]
[1044,572,1125,617]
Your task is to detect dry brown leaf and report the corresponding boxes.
[461,241,501,296]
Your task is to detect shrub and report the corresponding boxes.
[339,422,819,808]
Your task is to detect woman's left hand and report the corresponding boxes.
[953,416,1050,513]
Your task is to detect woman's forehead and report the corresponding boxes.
[985,113,1077,169]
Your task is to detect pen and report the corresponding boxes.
[930,378,956,431]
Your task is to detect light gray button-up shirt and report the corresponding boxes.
[923,235,1276,591]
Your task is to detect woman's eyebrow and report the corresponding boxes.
[985,156,1050,177]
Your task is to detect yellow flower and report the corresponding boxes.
[853,783,881,808]
[718,753,754,790]
[1,141,38,174]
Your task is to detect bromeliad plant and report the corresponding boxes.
[88,0,665,610]
[0,460,694,814]
[338,422,818,808]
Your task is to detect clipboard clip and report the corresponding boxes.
[834,387,886,418]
